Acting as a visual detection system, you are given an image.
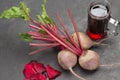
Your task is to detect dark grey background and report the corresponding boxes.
[0,0,120,80]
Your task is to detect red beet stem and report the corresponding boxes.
[28,31,43,37]
[46,24,81,55]
[29,24,41,31]
[32,20,81,55]
[55,13,80,50]
[31,36,56,42]
[20,5,77,55]
[46,24,58,34]
[29,45,58,55]
[67,9,83,52]
[29,43,60,47]
[22,7,82,55]
[54,24,67,38]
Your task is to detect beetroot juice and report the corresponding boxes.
[87,1,110,40]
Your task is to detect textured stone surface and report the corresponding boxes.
[0,0,120,80]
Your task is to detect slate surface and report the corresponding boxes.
[0,0,120,80]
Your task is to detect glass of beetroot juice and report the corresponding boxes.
[87,0,120,41]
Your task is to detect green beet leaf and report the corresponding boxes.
[0,2,30,21]
[20,33,33,42]
[38,29,48,35]
[37,0,54,25]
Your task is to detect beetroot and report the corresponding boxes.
[46,65,61,79]
[23,60,46,78]
[33,62,46,73]
[23,60,38,78]
[30,74,47,80]
[23,60,61,80]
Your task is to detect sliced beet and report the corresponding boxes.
[23,60,46,78]
[23,60,37,78]
[30,73,47,80]
[23,60,61,80]
[46,65,61,79]
[34,61,46,73]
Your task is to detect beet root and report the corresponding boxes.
[57,49,86,80]
[79,50,100,71]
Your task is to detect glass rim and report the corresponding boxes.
[88,0,111,20]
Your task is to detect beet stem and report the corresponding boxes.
[21,4,80,55]
[46,24,58,34]
[29,24,41,31]
[29,43,60,47]
[29,25,80,52]
[54,23,67,38]
[31,36,55,42]
[56,12,80,50]
[36,22,78,54]
[46,24,81,55]
[29,45,58,55]
[41,21,81,54]
[28,31,43,37]
[69,68,86,80]
[67,9,83,53]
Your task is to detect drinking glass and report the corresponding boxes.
[87,0,120,40]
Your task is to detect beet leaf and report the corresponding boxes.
[0,2,30,21]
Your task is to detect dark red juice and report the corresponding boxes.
[87,3,110,40]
